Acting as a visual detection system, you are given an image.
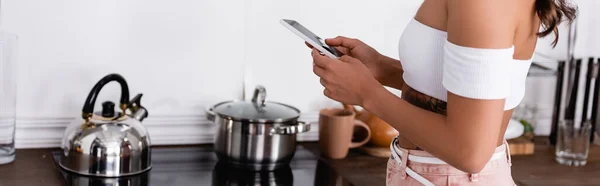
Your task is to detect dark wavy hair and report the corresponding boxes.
[536,0,578,47]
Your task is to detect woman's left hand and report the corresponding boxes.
[311,48,383,106]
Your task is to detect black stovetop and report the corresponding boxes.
[51,146,353,186]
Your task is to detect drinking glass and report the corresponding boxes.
[0,32,17,164]
[555,120,592,166]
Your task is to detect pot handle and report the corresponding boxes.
[205,107,216,122]
[270,121,311,135]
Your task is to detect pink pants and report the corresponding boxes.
[386,137,516,186]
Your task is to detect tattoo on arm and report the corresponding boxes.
[402,87,447,115]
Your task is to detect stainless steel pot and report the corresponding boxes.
[206,85,310,171]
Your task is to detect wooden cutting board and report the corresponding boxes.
[507,136,535,156]
[356,145,392,158]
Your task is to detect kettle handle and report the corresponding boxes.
[81,73,130,121]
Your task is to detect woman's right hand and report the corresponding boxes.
[306,36,384,79]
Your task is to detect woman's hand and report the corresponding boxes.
[311,48,384,106]
[325,36,383,70]
[306,36,383,76]
[306,36,405,90]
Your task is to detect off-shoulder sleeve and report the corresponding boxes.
[442,40,514,100]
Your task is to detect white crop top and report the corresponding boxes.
[398,18,533,110]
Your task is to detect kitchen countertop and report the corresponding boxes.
[0,137,598,186]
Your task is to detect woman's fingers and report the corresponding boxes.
[313,64,326,77]
[312,48,331,69]
[332,46,349,55]
[325,36,361,49]
[305,42,313,49]
[323,88,333,99]
[311,48,322,57]
[319,78,328,87]
[339,55,358,63]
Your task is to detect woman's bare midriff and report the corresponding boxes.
[399,84,513,150]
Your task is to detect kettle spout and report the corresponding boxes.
[128,94,149,122]
[132,107,149,122]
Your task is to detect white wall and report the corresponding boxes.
[0,0,421,148]
[0,0,596,148]
[1,0,248,148]
[242,0,420,111]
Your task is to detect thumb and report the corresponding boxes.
[325,36,361,49]
[339,55,358,63]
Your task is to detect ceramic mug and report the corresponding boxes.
[344,105,399,148]
[318,108,371,159]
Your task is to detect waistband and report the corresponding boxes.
[391,137,509,165]
[388,137,513,186]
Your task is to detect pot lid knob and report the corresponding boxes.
[251,85,266,107]
[101,101,116,117]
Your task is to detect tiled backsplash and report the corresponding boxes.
[521,70,559,135]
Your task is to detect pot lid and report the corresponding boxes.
[212,86,300,122]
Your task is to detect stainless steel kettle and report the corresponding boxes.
[59,73,151,177]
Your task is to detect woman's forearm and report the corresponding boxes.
[375,55,405,90]
[362,87,499,173]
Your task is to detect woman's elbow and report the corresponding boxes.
[453,151,494,174]
[457,159,488,174]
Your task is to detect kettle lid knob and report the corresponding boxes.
[101,101,116,117]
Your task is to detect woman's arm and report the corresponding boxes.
[375,55,405,90]
[363,0,518,173]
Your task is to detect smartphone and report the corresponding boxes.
[280,19,340,58]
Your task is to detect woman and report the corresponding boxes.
[308,0,576,185]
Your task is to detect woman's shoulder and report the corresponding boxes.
[446,0,534,49]
[448,0,533,13]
